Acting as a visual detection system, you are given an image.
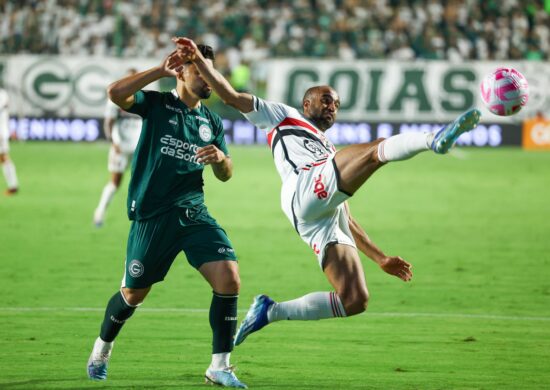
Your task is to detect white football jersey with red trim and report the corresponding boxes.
[243,96,337,181]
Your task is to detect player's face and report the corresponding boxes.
[182,61,213,99]
[304,87,340,130]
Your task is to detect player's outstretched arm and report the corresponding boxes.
[172,37,255,114]
[344,202,413,282]
[107,50,185,110]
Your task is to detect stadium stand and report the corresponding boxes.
[1,0,548,64]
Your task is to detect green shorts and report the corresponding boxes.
[123,204,237,288]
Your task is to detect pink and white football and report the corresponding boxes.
[480,67,529,116]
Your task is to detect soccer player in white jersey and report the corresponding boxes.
[0,85,19,195]
[93,69,142,226]
[173,37,481,352]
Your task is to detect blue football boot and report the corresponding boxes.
[234,295,274,347]
[432,108,481,154]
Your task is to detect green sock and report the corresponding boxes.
[209,292,238,353]
[99,291,136,342]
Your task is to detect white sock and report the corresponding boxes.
[95,182,117,219]
[267,292,346,322]
[377,132,431,163]
[2,160,18,189]
[210,352,230,370]
[92,337,114,361]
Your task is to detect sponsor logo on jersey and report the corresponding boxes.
[313,174,329,200]
[224,316,238,321]
[160,134,201,164]
[165,104,183,114]
[128,259,144,278]
[195,116,210,124]
[217,247,235,254]
[199,124,212,142]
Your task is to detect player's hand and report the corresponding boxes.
[160,50,186,77]
[171,37,203,63]
[196,145,226,165]
[379,256,413,282]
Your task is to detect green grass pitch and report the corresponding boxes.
[1,142,550,389]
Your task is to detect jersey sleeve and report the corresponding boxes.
[242,96,294,131]
[125,90,157,118]
[211,114,229,156]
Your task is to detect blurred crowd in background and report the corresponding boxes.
[2,1,550,62]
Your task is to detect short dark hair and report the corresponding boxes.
[302,86,318,105]
[197,44,215,62]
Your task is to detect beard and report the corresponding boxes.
[199,90,212,99]
[310,112,335,130]
[191,83,212,99]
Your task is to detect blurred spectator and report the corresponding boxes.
[0,0,548,65]
[230,61,251,92]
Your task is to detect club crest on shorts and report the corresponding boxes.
[199,124,212,142]
[128,259,144,277]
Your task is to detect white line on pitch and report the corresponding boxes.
[0,307,549,322]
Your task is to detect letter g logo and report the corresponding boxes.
[128,259,144,278]
[23,59,72,111]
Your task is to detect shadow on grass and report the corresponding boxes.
[0,376,361,389]
[0,377,205,389]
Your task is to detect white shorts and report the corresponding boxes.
[0,112,9,154]
[108,145,133,173]
[281,157,356,267]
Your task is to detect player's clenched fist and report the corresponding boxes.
[196,145,226,165]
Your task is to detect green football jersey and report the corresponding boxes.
[125,89,229,221]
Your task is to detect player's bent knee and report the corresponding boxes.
[121,287,150,306]
[220,276,240,294]
[370,138,386,165]
[354,138,386,167]
[111,175,123,188]
[342,290,369,316]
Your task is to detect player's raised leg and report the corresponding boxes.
[234,245,365,346]
[87,287,149,380]
[235,290,348,345]
[333,108,481,194]
[199,260,247,388]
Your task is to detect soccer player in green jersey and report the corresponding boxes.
[86,46,247,388]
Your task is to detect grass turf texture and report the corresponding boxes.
[1,142,549,389]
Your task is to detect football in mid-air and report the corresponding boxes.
[480,67,529,116]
